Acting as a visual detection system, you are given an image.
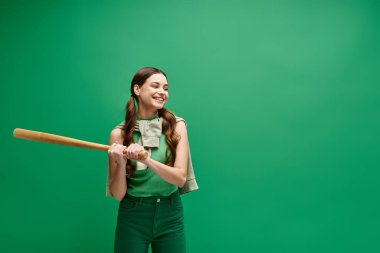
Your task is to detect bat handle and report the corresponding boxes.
[122,148,149,160]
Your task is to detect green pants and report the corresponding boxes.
[114,190,186,253]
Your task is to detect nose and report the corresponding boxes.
[157,87,165,94]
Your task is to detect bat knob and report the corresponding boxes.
[138,150,149,160]
[122,148,149,160]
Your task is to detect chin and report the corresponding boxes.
[152,100,166,109]
[154,104,165,110]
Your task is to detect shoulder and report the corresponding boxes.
[110,127,124,136]
[109,123,125,144]
[174,116,187,126]
[111,121,126,136]
[174,116,188,136]
[110,128,124,139]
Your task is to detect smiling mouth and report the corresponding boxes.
[153,97,165,103]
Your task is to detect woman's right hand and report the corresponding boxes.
[108,141,128,165]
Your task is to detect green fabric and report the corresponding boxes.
[114,190,186,252]
[106,114,199,197]
[136,114,159,120]
[127,129,178,197]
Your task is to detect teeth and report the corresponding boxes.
[153,97,164,101]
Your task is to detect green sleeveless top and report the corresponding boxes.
[127,114,178,197]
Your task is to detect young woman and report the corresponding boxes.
[106,67,198,253]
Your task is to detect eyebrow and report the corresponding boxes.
[151,82,169,86]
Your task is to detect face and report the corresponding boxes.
[134,73,169,109]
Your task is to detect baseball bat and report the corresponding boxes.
[13,128,149,159]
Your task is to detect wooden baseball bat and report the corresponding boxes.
[13,128,149,159]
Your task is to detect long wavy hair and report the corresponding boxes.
[122,67,180,176]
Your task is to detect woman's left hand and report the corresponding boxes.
[124,143,149,164]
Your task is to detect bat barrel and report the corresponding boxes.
[13,128,110,151]
[13,128,148,159]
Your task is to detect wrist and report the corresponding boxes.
[144,157,153,167]
[116,161,126,169]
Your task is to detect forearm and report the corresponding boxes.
[145,157,186,187]
[109,163,127,201]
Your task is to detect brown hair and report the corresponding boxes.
[122,67,180,176]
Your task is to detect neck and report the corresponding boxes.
[136,108,159,119]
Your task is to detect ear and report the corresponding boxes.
[133,84,140,96]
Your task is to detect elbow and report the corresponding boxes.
[110,188,127,201]
[114,196,123,202]
[109,179,127,201]
[113,192,126,202]
[177,176,187,188]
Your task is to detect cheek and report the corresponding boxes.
[142,91,154,99]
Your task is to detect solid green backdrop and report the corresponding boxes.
[1,0,379,252]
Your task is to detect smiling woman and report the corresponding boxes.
[106,67,198,253]
[134,73,170,111]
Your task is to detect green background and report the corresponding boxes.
[1,0,379,252]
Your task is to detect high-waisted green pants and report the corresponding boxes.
[114,190,186,253]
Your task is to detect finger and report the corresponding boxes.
[128,145,137,160]
[133,146,143,159]
[111,143,120,150]
[116,145,125,152]
[122,147,128,158]
[131,147,138,159]
[125,146,133,159]
[133,145,142,159]
[129,144,136,158]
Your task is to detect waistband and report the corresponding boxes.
[124,189,180,204]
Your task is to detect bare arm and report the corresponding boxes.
[144,120,189,187]
[108,128,128,201]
